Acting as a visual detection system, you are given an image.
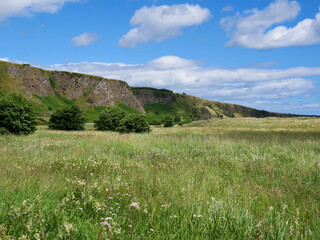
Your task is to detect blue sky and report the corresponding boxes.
[1,0,320,115]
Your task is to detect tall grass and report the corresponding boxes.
[0,118,319,239]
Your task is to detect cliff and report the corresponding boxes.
[0,60,312,122]
[0,61,144,120]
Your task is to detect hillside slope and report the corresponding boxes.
[0,61,144,120]
[0,60,312,122]
[131,87,306,122]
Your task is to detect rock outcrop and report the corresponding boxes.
[2,61,145,113]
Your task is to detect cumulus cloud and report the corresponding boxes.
[220,0,320,49]
[119,4,211,48]
[72,33,99,47]
[0,0,80,21]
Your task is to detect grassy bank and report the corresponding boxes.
[0,118,319,239]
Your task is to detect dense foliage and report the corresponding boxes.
[0,91,36,135]
[48,105,85,130]
[163,118,174,127]
[94,108,125,131]
[116,114,151,133]
[150,119,162,125]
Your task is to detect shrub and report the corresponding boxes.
[163,119,174,127]
[48,105,85,130]
[174,116,181,122]
[0,91,36,135]
[94,108,125,131]
[150,119,162,125]
[162,116,172,123]
[116,115,151,133]
[0,127,10,135]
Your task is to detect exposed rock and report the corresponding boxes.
[8,65,54,98]
[132,88,175,106]
[4,62,145,113]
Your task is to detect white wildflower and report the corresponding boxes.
[150,228,154,232]
[130,202,140,210]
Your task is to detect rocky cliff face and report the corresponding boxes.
[2,62,145,113]
[0,61,310,121]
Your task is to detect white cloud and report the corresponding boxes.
[119,4,211,48]
[220,0,320,49]
[222,5,234,13]
[303,103,320,108]
[0,0,80,21]
[72,33,99,47]
[209,78,314,100]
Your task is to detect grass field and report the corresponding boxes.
[0,118,319,239]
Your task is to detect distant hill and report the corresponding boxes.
[0,60,315,122]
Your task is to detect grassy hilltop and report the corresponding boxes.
[0,117,319,239]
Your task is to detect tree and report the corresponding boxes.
[0,91,36,135]
[94,108,125,131]
[48,105,85,130]
[116,115,151,133]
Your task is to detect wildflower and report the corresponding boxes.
[130,202,140,210]
[105,217,113,221]
[269,206,274,211]
[198,215,203,218]
[211,196,217,203]
[100,221,111,229]
[150,228,155,232]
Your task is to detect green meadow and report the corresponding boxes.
[0,118,319,239]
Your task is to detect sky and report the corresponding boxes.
[0,0,320,115]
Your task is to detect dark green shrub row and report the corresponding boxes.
[94,108,150,133]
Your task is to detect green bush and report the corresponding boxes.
[94,108,125,131]
[162,116,172,123]
[49,105,85,130]
[150,119,162,125]
[174,116,181,122]
[0,127,10,135]
[163,119,174,127]
[116,115,151,133]
[0,91,36,135]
